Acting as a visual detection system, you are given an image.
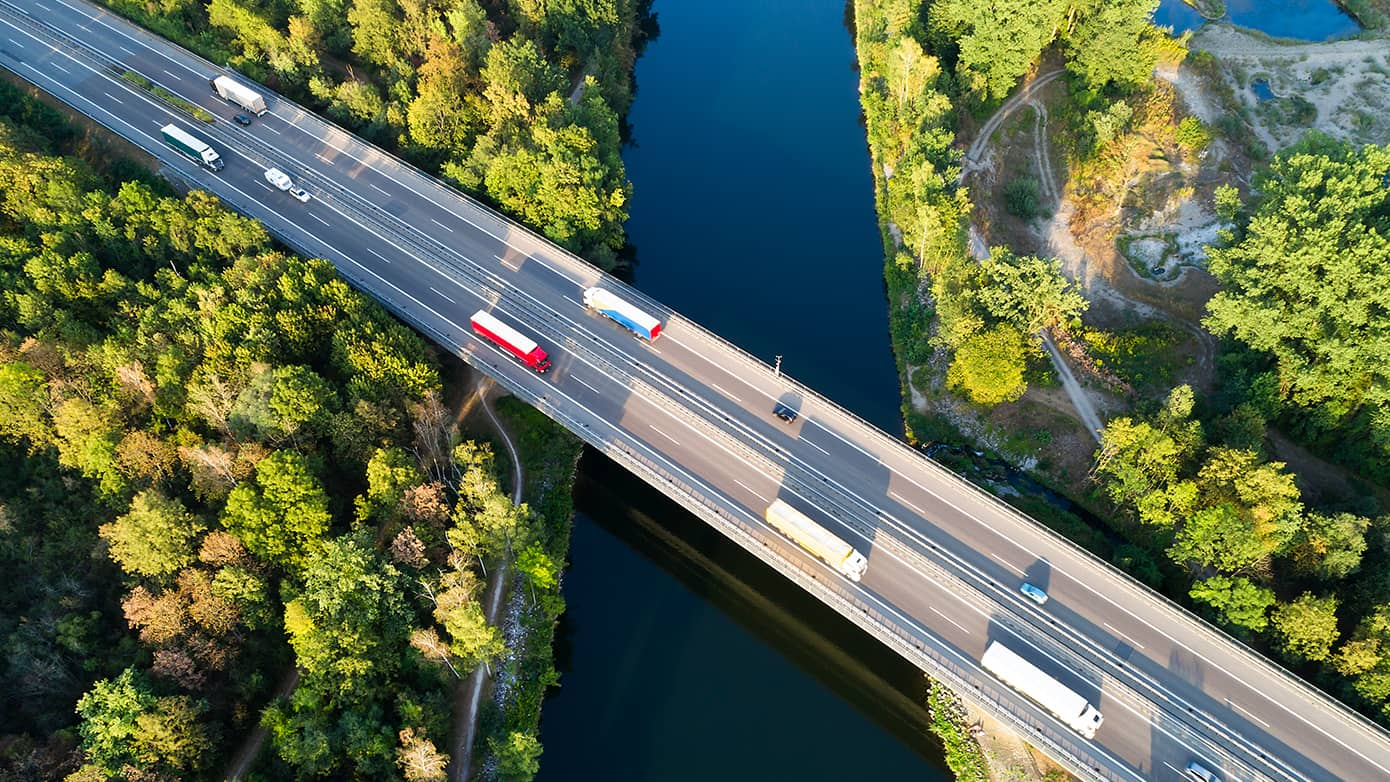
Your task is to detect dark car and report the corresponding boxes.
[772,402,798,423]
[233,113,252,126]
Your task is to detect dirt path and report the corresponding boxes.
[958,69,1109,442]
[222,668,300,780]
[448,377,524,782]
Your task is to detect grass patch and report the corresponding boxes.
[927,678,988,782]
[119,68,214,123]
[1076,322,1184,391]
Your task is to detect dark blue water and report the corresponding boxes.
[1155,0,1361,39]
[618,0,900,433]
[536,0,943,778]
[1251,79,1276,101]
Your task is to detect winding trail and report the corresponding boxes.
[223,668,300,780]
[957,69,1107,443]
[448,377,524,782]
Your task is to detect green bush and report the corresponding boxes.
[1175,116,1212,153]
[1002,175,1048,220]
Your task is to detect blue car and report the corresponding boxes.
[1020,583,1048,605]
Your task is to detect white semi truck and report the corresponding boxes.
[764,499,868,582]
[160,124,224,171]
[210,75,267,115]
[981,641,1103,738]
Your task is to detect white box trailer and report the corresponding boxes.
[210,75,267,115]
[764,499,868,582]
[981,641,1103,738]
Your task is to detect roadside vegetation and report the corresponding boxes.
[857,0,1390,741]
[0,79,577,780]
[93,0,648,269]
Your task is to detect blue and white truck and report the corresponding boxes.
[582,287,663,341]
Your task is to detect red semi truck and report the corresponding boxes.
[470,310,552,373]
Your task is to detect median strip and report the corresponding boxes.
[115,67,212,122]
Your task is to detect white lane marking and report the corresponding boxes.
[992,554,1025,577]
[51,61,70,73]
[496,254,521,271]
[162,69,178,79]
[648,425,679,446]
[803,438,830,456]
[315,152,333,164]
[708,382,741,403]
[103,91,122,104]
[307,212,330,227]
[32,1,53,10]
[646,344,662,354]
[1229,700,1271,729]
[24,12,1354,772]
[7,38,21,47]
[262,124,281,135]
[365,247,392,265]
[368,182,390,197]
[430,218,454,233]
[732,479,764,501]
[1104,623,1147,652]
[930,607,969,635]
[571,376,600,395]
[117,44,135,56]
[888,490,927,518]
[427,286,455,305]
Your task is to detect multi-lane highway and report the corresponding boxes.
[3,1,1389,779]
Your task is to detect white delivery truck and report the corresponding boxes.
[764,499,868,582]
[981,641,1104,738]
[210,75,267,115]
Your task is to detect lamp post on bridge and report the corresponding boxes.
[774,355,782,378]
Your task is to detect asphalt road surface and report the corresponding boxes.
[3,1,1389,779]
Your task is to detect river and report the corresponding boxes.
[1154,0,1361,39]
[534,0,950,778]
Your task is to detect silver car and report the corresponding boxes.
[288,186,311,203]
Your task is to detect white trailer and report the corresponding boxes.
[981,641,1103,738]
[210,75,267,115]
[764,499,868,582]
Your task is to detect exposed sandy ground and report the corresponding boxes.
[1187,24,1390,150]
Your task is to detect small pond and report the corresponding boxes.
[1251,78,1276,100]
[1154,0,1362,40]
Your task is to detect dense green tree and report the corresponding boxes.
[1271,593,1340,664]
[975,248,1088,336]
[1204,136,1390,473]
[356,446,426,524]
[1063,0,1160,91]
[946,324,1028,405]
[1189,575,1274,634]
[99,491,206,582]
[490,730,542,782]
[1168,503,1268,574]
[51,398,127,501]
[0,360,51,448]
[221,450,332,573]
[284,534,411,700]
[73,669,143,771]
[1290,512,1372,581]
[932,0,1066,100]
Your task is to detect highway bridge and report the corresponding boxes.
[3,1,1388,778]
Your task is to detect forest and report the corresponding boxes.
[0,77,581,780]
[95,0,648,269]
[857,0,1390,729]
